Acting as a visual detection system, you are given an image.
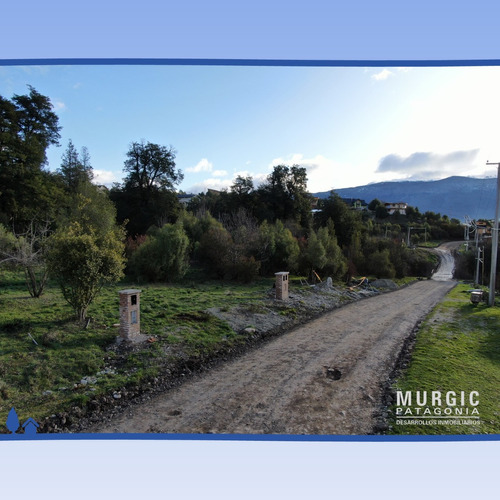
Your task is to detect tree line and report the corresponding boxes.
[0,86,471,322]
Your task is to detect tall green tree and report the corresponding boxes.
[317,221,347,279]
[0,86,63,228]
[231,175,254,195]
[315,192,362,248]
[58,139,93,192]
[47,181,125,322]
[256,165,312,227]
[123,140,182,192]
[111,140,184,235]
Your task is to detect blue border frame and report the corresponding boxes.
[1,56,498,443]
[2,58,500,67]
[1,432,499,442]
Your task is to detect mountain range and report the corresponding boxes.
[313,176,498,222]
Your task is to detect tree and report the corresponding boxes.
[128,223,190,282]
[365,249,396,279]
[257,220,300,274]
[47,223,125,321]
[301,230,327,280]
[0,221,51,298]
[0,86,63,228]
[317,221,347,279]
[315,192,362,248]
[197,225,234,278]
[123,140,183,192]
[231,175,254,195]
[256,164,312,227]
[47,183,126,322]
[11,85,61,168]
[111,141,184,235]
[58,139,93,192]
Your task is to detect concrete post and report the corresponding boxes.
[275,272,289,300]
[119,289,142,340]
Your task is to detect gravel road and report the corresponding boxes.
[91,246,457,434]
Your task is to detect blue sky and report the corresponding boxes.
[2,63,500,195]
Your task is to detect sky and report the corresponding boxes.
[2,63,500,195]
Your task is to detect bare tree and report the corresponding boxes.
[0,220,51,298]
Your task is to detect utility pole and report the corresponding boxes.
[475,246,483,285]
[464,216,476,251]
[486,162,500,306]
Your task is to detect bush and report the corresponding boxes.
[47,222,125,321]
[233,255,261,283]
[128,222,190,282]
[365,249,396,279]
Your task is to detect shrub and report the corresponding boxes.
[128,222,190,282]
[47,222,125,321]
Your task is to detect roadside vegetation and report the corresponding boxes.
[389,283,500,435]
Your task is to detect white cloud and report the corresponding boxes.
[92,169,117,186]
[377,149,480,180]
[267,153,359,192]
[187,178,233,194]
[212,170,228,177]
[53,100,66,111]
[372,69,394,81]
[186,158,213,173]
[269,153,308,169]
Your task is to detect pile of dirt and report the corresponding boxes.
[206,282,380,335]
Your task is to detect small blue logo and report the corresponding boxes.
[5,408,39,436]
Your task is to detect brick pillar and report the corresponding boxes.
[119,289,142,340]
[275,272,289,300]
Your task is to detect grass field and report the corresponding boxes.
[0,269,278,427]
[389,283,500,435]
[4,267,490,436]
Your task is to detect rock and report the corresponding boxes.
[113,393,122,399]
[43,390,53,396]
[370,279,398,290]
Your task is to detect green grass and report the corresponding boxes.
[393,277,422,286]
[0,269,275,427]
[389,284,500,435]
[417,240,442,248]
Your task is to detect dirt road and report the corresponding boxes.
[92,275,456,434]
[430,241,461,281]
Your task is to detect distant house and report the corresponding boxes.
[341,198,368,210]
[22,417,39,437]
[476,221,492,238]
[206,188,221,196]
[384,202,408,215]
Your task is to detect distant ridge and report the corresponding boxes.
[313,176,497,222]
